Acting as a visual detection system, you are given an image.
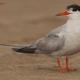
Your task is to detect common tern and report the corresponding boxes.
[12,4,80,72]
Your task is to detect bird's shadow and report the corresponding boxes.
[34,65,80,73]
[35,65,60,72]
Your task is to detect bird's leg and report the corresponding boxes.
[56,57,61,68]
[64,56,77,72]
[56,56,77,72]
[56,57,63,72]
[65,56,69,71]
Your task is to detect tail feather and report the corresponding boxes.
[12,46,37,53]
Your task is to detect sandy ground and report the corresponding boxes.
[0,0,80,80]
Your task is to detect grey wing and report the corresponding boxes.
[35,25,65,53]
[12,25,65,54]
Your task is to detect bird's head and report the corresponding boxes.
[56,4,80,19]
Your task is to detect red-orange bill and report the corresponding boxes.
[56,11,71,16]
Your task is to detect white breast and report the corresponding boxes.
[64,19,80,49]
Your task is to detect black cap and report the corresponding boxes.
[67,4,80,11]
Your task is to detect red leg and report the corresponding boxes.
[56,57,63,72]
[65,56,77,72]
[56,57,61,68]
[64,56,71,72]
[65,56,69,70]
[56,56,77,72]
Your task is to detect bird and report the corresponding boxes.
[12,4,80,72]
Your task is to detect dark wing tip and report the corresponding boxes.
[12,47,36,53]
[12,48,20,52]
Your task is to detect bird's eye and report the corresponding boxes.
[72,9,77,12]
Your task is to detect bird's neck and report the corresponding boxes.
[68,14,80,20]
[66,18,80,33]
[66,17,80,25]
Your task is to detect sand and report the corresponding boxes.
[0,0,80,80]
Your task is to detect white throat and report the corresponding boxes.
[66,16,80,34]
[68,11,80,20]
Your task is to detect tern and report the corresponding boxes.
[12,4,80,72]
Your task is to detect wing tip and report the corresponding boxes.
[12,47,36,53]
